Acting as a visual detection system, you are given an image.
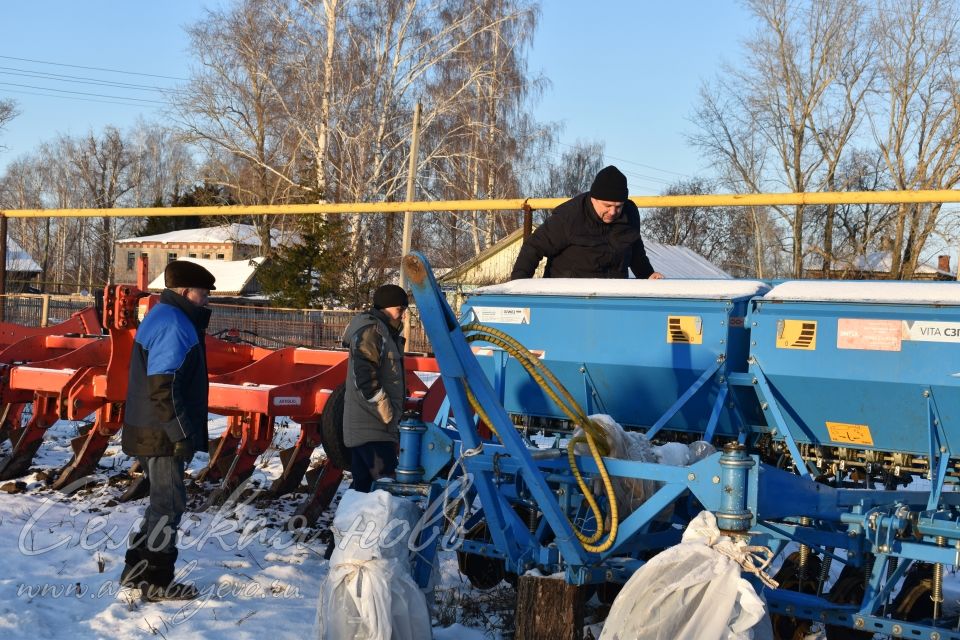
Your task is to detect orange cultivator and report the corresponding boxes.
[0,262,440,531]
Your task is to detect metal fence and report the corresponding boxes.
[0,294,96,327]
[207,303,430,352]
[0,294,431,353]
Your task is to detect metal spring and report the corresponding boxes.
[816,549,833,597]
[798,517,812,589]
[863,554,875,591]
[883,556,898,615]
[527,504,538,534]
[933,536,946,620]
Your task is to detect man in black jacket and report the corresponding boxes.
[511,165,664,280]
[120,260,216,601]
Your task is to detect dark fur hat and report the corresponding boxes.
[373,284,408,309]
[164,260,217,290]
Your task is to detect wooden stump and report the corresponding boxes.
[515,574,586,640]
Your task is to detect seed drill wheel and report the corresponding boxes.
[891,562,935,623]
[825,565,872,639]
[319,384,351,470]
[457,521,506,590]
[771,551,822,640]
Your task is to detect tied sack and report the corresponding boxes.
[315,489,432,640]
[600,511,774,640]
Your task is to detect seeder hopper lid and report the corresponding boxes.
[474,278,769,300]
[764,280,960,305]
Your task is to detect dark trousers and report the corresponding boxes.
[131,456,187,554]
[349,441,398,492]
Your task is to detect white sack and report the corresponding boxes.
[316,558,432,640]
[329,489,422,564]
[575,414,718,517]
[315,489,432,640]
[599,511,773,640]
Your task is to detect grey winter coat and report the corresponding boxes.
[341,309,406,448]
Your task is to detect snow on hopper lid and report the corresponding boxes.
[764,280,960,305]
[474,278,769,300]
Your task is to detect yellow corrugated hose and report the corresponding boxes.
[461,323,620,553]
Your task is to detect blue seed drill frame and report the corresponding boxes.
[393,252,960,639]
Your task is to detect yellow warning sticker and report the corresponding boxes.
[826,421,874,446]
[776,319,817,350]
[667,316,703,344]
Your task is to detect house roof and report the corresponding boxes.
[644,242,731,278]
[439,226,730,283]
[117,223,292,247]
[850,250,953,277]
[8,238,41,273]
[147,256,265,295]
[440,228,525,283]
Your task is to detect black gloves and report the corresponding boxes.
[174,439,195,466]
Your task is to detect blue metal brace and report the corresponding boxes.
[748,362,815,481]
[579,363,608,416]
[925,388,951,512]
[403,253,589,569]
[646,357,724,439]
[703,385,729,443]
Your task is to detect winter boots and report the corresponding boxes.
[120,545,199,601]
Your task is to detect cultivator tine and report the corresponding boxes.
[0,438,44,480]
[196,412,274,511]
[52,404,123,491]
[0,403,13,445]
[0,397,57,480]
[289,460,344,528]
[267,420,321,497]
[119,475,150,502]
[194,416,244,483]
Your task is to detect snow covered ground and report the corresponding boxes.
[0,416,497,640]
[4,414,960,639]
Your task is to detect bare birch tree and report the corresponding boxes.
[0,99,17,151]
[690,0,872,277]
[869,0,960,277]
[174,0,300,253]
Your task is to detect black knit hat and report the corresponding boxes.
[589,165,629,202]
[373,284,408,309]
[164,260,217,291]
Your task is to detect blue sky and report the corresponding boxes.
[0,1,752,193]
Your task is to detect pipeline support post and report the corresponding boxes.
[522,199,533,239]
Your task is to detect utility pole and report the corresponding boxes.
[400,102,422,342]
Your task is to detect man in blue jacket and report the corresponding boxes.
[120,260,215,601]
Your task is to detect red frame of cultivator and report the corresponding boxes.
[0,278,441,526]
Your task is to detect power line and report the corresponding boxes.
[0,54,188,82]
[0,82,167,106]
[0,66,172,92]
[537,146,676,189]
[551,138,696,182]
[0,87,162,109]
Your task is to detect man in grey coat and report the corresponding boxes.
[341,284,408,492]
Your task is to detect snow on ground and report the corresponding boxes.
[0,416,501,640]
[6,414,960,639]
